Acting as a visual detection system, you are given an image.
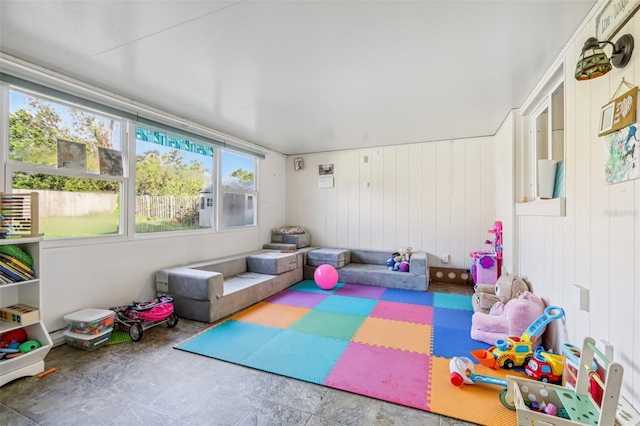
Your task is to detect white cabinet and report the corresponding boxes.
[0,237,52,387]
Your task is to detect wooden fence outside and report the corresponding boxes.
[136,195,200,220]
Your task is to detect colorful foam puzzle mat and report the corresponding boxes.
[175,280,522,425]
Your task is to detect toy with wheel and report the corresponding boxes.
[471,305,565,370]
[110,295,178,342]
[449,356,515,410]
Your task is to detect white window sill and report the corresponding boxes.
[516,197,566,217]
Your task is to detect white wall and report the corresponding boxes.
[41,152,286,332]
[494,112,516,274]
[286,138,496,270]
[515,4,640,406]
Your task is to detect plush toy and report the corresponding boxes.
[472,273,529,313]
[470,291,546,345]
[400,246,413,260]
[387,252,400,269]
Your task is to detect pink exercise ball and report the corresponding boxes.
[314,264,339,290]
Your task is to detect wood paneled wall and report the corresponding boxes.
[516,6,640,407]
[286,137,496,270]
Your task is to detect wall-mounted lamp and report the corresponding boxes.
[575,34,634,81]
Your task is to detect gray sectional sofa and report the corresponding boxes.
[156,250,303,323]
[303,248,429,291]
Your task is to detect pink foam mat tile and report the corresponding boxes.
[266,290,328,308]
[325,342,430,410]
[334,284,386,299]
[370,301,433,325]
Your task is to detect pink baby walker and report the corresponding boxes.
[110,295,178,341]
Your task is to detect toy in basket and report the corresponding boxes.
[110,295,178,341]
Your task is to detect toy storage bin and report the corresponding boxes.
[64,308,115,335]
[470,252,498,285]
[63,329,111,351]
[508,376,599,425]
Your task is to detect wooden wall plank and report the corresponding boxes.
[408,145,423,251]
[371,148,384,249]
[450,140,466,268]
[422,144,437,257]
[395,145,410,249]
[359,149,372,250]
[435,142,451,267]
[383,147,397,250]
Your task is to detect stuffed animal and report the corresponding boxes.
[387,252,400,269]
[470,291,546,345]
[472,273,529,313]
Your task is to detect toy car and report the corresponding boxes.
[525,347,563,383]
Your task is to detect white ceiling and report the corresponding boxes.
[0,1,595,155]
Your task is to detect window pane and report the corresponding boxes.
[12,172,121,238]
[221,151,255,190]
[9,90,121,173]
[223,193,256,227]
[135,126,214,233]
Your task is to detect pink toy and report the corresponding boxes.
[314,264,339,289]
[470,291,546,345]
[470,221,503,285]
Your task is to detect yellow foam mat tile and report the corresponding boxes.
[353,317,432,354]
[429,356,526,425]
[230,301,309,328]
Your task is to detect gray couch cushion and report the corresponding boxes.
[246,251,300,275]
[308,248,351,268]
[272,232,311,248]
[349,250,390,266]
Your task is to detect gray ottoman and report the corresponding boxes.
[307,248,351,268]
[271,232,311,248]
[246,251,300,275]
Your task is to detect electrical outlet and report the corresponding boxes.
[442,254,449,264]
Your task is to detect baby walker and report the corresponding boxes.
[110,295,178,341]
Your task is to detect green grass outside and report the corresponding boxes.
[40,214,199,238]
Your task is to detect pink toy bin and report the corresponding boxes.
[470,252,498,285]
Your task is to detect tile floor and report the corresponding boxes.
[0,283,480,426]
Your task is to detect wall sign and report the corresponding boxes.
[599,86,638,136]
[596,0,640,41]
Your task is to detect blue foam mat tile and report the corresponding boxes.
[289,279,346,294]
[431,326,490,359]
[175,320,281,362]
[380,288,434,306]
[432,307,474,330]
[243,330,350,384]
[313,295,379,316]
[433,293,473,311]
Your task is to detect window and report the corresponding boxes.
[220,150,256,228]
[532,84,564,200]
[516,64,566,217]
[3,74,261,243]
[7,89,125,239]
[134,126,214,233]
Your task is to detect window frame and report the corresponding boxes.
[3,84,130,247]
[218,148,258,230]
[2,80,261,246]
[132,123,218,235]
[516,64,566,217]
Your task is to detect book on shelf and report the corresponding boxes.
[0,260,32,281]
[0,303,40,325]
[0,262,24,282]
[0,253,35,276]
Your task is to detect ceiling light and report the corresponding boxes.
[575,34,634,81]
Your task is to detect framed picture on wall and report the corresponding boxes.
[599,101,615,136]
[294,157,304,171]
